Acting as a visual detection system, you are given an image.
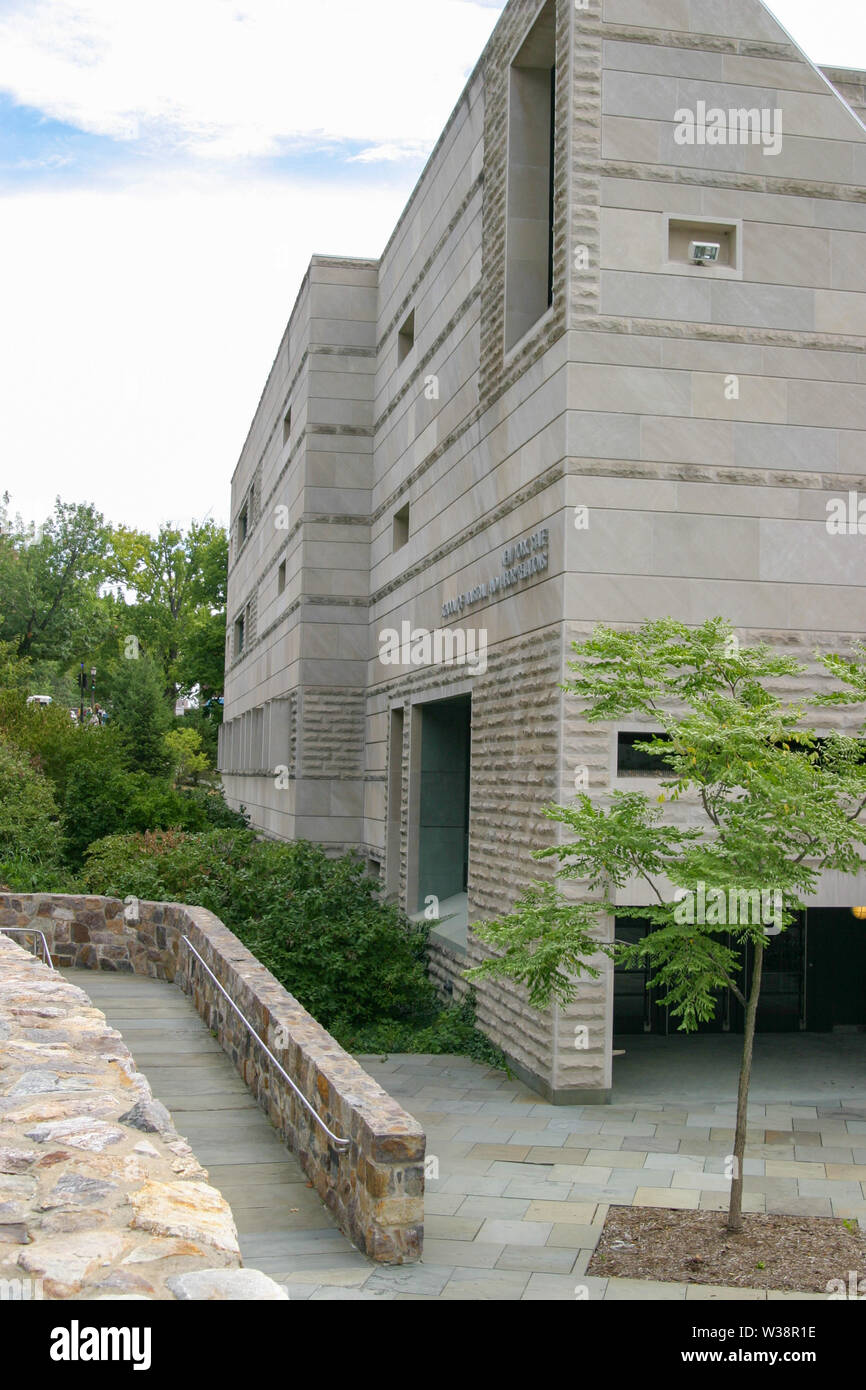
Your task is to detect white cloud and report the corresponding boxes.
[0,0,503,159]
[766,0,866,68]
[0,0,507,533]
[349,140,434,164]
[0,0,864,545]
[0,171,406,532]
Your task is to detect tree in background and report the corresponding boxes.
[0,641,31,693]
[111,519,228,701]
[0,499,239,884]
[469,620,866,1234]
[0,495,113,664]
[0,496,228,740]
[0,690,121,804]
[0,739,66,886]
[109,653,172,775]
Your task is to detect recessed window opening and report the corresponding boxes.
[617,731,673,776]
[398,310,415,364]
[393,503,410,551]
[277,560,287,595]
[505,0,556,352]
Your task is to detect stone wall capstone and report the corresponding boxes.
[0,932,291,1300]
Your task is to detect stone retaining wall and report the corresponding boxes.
[0,933,289,1300]
[0,894,425,1264]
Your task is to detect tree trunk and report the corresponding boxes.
[728,939,764,1233]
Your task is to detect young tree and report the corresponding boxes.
[469,619,866,1233]
[108,653,172,775]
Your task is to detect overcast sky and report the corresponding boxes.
[0,0,863,536]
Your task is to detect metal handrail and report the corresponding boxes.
[179,936,350,1152]
[0,927,55,970]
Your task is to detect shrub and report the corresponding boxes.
[61,758,141,865]
[173,787,248,830]
[342,990,507,1067]
[81,831,439,1034]
[0,689,123,803]
[171,707,220,767]
[62,771,247,866]
[239,844,438,1036]
[0,739,67,885]
[164,727,210,785]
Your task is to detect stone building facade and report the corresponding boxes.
[221,0,866,1101]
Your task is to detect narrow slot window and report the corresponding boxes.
[398,310,415,364]
[393,503,410,551]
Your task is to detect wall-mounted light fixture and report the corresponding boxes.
[689,240,721,266]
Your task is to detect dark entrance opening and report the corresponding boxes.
[417,695,471,912]
[614,908,866,1035]
[806,908,866,1031]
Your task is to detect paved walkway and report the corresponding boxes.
[351,1051,866,1300]
[610,1032,866,1105]
[62,970,371,1294]
[62,970,865,1300]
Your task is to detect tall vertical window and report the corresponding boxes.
[504,0,556,352]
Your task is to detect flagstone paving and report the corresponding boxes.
[62,971,865,1300]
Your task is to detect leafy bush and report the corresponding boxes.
[171,707,220,767]
[172,787,248,830]
[343,990,507,1067]
[0,739,67,885]
[0,858,76,894]
[0,690,123,803]
[164,727,210,785]
[62,769,248,866]
[61,758,140,865]
[82,832,439,1035]
[79,829,502,1060]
